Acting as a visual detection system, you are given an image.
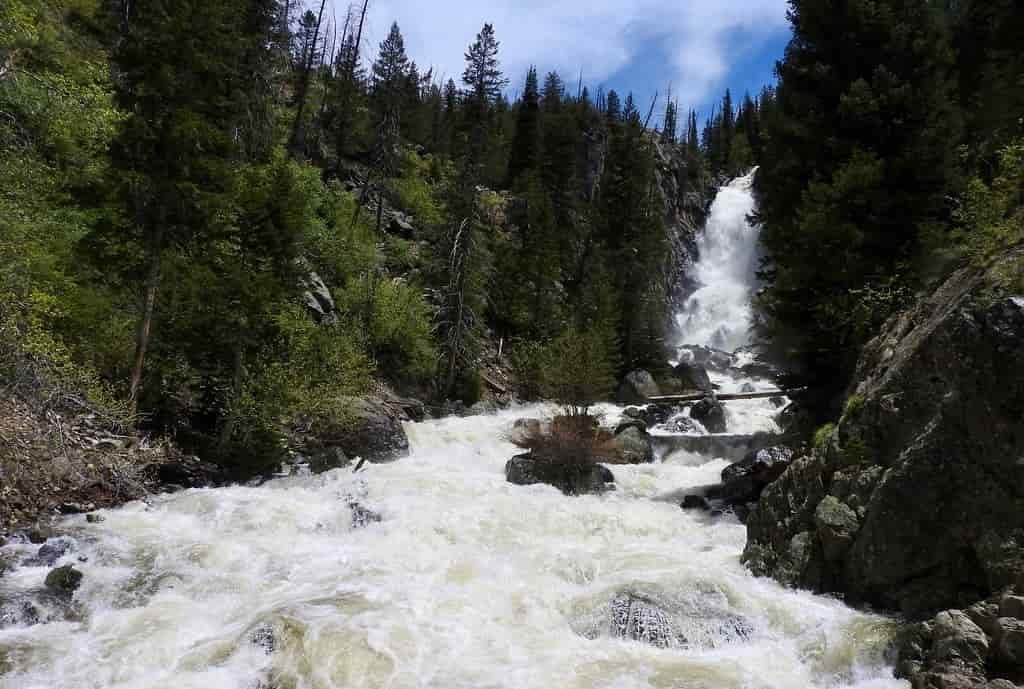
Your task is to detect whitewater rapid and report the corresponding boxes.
[1,405,903,688]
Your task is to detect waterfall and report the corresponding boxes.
[676,169,761,352]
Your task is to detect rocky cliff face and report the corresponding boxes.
[649,137,713,309]
[576,130,712,310]
[743,250,1024,618]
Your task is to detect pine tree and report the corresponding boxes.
[606,90,621,122]
[507,66,541,185]
[99,0,282,413]
[756,0,961,408]
[461,23,507,125]
[661,99,678,144]
[541,71,564,113]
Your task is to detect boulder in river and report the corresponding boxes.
[615,370,661,404]
[608,426,654,464]
[44,564,83,597]
[709,446,794,506]
[690,395,727,433]
[505,453,614,496]
[743,251,1024,616]
[295,396,410,467]
[672,361,712,392]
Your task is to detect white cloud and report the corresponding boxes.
[323,0,788,109]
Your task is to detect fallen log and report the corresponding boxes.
[646,388,803,404]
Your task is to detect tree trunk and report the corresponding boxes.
[128,225,164,416]
[218,338,246,449]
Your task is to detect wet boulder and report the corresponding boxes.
[616,370,661,404]
[296,397,410,467]
[672,361,712,392]
[681,495,712,511]
[640,403,675,428]
[25,538,73,567]
[609,426,654,464]
[44,564,83,597]
[690,396,727,433]
[505,453,614,496]
[713,446,794,506]
[609,592,682,647]
[678,345,735,372]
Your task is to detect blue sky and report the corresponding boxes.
[327,0,791,123]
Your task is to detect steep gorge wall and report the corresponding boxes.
[743,250,1024,618]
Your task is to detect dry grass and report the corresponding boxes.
[0,394,178,532]
[510,414,620,467]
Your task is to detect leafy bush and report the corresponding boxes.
[336,276,437,386]
[813,423,836,455]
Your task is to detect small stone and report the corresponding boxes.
[26,525,53,544]
[26,539,73,567]
[44,565,83,596]
[623,407,642,419]
[85,513,105,524]
[988,680,1017,689]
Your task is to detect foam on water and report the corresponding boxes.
[0,405,905,689]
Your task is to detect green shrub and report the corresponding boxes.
[843,394,866,419]
[813,423,836,455]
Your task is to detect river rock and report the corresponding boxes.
[25,538,73,567]
[640,403,675,428]
[712,446,794,505]
[678,345,735,372]
[681,495,712,510]
[993,617,1024,667]
[505,453,614,496]
[296,396,410,466]
[45,564,83,597]
[509,418,546,446]
[690,396,727,433]
[610,427,654,464]
[623,406,643,419]
[616,370,661,404]
[614,419,647,436]
[609,592,681,647]
[673,361,712,392]
[742,253,1024,616]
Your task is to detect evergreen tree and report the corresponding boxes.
[101,0,271,411]
[541,71,564,113]
[507,66,541,185]
[661,99,678,144]
[756,0,961,408]
[605,90,621,122]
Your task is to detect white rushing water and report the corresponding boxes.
[676,170,761,353]
[0,405,903,689]
[0,172,905,689]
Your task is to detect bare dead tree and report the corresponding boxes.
[288,0,328,157]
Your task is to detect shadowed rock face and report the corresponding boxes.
[505,453,614,496]
[744,253,1024,617]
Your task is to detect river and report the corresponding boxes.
[0,173,906,689]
